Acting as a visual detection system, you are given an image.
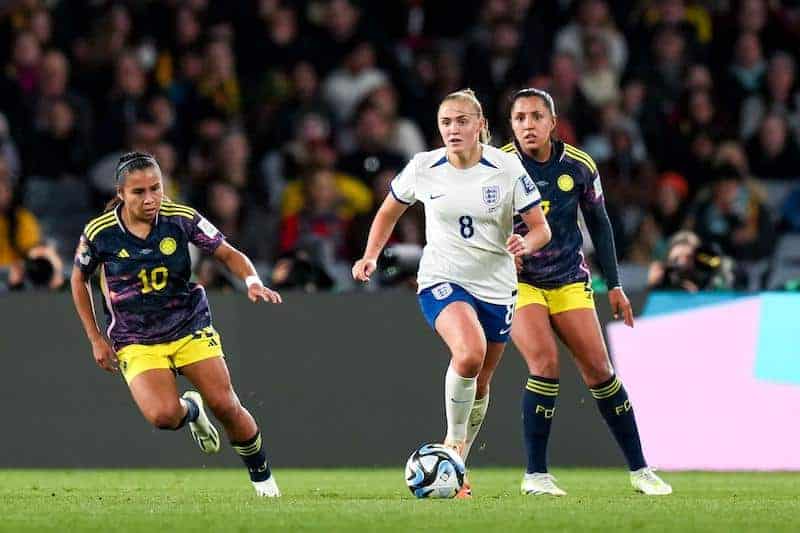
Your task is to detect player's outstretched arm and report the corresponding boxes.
[70,267,118,372]
[507,205,551,257]
[213,241,282,304]
[352,195,409,283]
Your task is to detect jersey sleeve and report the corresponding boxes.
[389,156,418,205]
[186,210,225,254]
[577,166,621,288]
[510,155,542,214]
[73,234,100,276]
[580,164,604,206]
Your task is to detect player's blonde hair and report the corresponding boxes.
[439,88,491,144]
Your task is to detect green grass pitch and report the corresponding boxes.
[1,469,797,532]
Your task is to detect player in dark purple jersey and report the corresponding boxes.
[71,152,282,497]
[504,89,671,496]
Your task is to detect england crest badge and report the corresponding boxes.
[482,185,500,208]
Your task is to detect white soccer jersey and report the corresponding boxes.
[391,144,541,305]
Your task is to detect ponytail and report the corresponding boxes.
[104,196,122,212]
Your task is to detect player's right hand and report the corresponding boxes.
[352,258,377,282]
[91,337,118,373]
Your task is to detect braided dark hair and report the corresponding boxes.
[104,151,160,212]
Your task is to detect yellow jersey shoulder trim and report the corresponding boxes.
[160,201,196,219]
[564,144,597,174]
[500,142,517,153]
[159,208,194,220]
[161,200,196,213]
[83,211,116,237]
[87,219,119,241]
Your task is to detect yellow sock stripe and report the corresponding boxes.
[526,382,560,396]
[233,434,262,456]
[87,219,118,241]
[525,385,558,397]
[564,145,597,174]
[526,379,559,391]
[84,212,116,236]
[233,445,261,457]
[590,378,622,399]
[591,376,620,395]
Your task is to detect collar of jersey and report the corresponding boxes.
[115,204,159,243]
[516,139,565,168]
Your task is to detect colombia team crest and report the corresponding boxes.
[482,185,500,207]
[159,237,177,255]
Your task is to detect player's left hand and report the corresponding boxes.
[609,287,634,327]
[506,234,528,257]
[248,283,282,304]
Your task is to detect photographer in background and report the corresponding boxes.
[647,230,741,292]
[686,164,775,262]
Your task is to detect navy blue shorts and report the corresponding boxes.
[418,282,515,343]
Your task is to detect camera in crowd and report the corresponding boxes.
[649,231,737,292]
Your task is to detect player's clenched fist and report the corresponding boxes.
[352,258,377,282]
[91,336,118,373]
[506,233,528,256]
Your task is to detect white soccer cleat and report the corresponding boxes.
[521,472,567,496]
[253,476,281,498]
[182,391,220,454]
[630,467,672,495]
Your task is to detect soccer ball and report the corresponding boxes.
[404,443,466,499]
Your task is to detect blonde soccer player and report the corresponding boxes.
[353,89,551,497]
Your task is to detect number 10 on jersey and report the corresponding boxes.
[138,266,168,293]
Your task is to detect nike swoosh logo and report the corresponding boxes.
[430,194,446,200]
[499,326,512,334]
[450,398,472,403]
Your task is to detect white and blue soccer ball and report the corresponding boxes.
[404,443,466,499]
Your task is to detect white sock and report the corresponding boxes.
[463,393,489,461]
[444,365,477,444]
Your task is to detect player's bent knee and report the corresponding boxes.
[205,391,242,423]
[451,349,484,378]
[524,347,559,376]
[581,359,614,387]
[147,405,184,430]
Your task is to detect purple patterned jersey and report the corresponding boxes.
[74,201,225,350]
[503,140,604,289]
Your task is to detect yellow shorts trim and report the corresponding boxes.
[516,281,595,315]
[116,326,224,384]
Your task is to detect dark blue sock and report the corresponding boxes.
[232,431,272,482]
[522,375,559,473]
[174,397,200,430]
[591,375,647,471]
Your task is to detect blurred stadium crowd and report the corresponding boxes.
[0,0,799,293]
